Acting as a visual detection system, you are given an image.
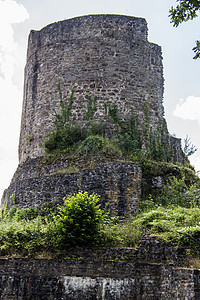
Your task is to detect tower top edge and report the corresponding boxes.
[30,14,147,34]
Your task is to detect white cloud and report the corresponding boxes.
[174,96,200,173]
[0,0,29,198]
[174,96,200,124]
[0,0,28,24]
[0,0,29,80]
[0,0,29,156]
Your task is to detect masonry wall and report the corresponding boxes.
[0,256,199,299]
[0,15,197,299]
[3,159,142,216]
[4,14,187,212]
[19,14,164,163]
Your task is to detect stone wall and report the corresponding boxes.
[3,13,187,212]
[170,135,187,165]
[19,14,165,163]
[0,15,197,299]
[2,159,142,217]
[0,253,199,299]
[2,13,190,222]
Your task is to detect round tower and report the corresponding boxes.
[2,15,188,212]
[19,14,164,164]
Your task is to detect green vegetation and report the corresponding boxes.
[101,206,200,253]
[0,192,104,257]
[102,177,200,253]
[169,0,200,59]
[0,202,59,257]
[142,176,200,209]
[56,192,103,247]
[141,159,198,200]
[1,176,200,260]
[2,85,199,262]
[183,134,198,156]
[51,166,79,175]
[75,135,122,158]
[44,85,174,164]
[44,85,107,154]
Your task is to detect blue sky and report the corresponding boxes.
[0,0,200,197]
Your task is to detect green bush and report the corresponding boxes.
[85,121,107,137]
[151,177,200,208]
[108,105,143,156]
[44,123,86,152]
[56,192,103,247]
[0,204,61,256]
[2,190,200,256]
[74,135,122,158]
[2,203,59,223]
[119,131,142,156]
[44,84,86,152]
[0,193,106,255]
[0,215,52,256]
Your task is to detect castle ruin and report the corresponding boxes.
[3,14,185,214]
[20,14,165,163]
[1,15,197,299]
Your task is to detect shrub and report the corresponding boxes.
[56,192,103,247]
[151,177,200,208]
[44,84,86,152]
[74,135,122,158]
[2,193,200,256]
[44,123,85,152]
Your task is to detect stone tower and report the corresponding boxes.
[2,15,186,214]
[19,14,164,164]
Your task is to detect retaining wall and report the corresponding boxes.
[3,159,141,216]
[0,255,199,299]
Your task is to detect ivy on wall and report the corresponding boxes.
[44,84,174,163]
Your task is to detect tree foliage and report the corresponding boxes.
[169,0,200,59]
[183,134,198,156]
